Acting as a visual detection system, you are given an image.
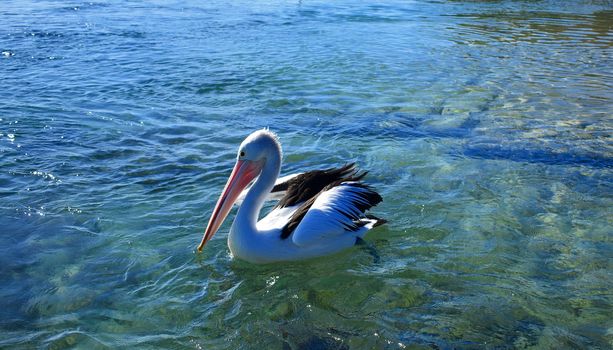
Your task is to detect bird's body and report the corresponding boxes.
[198,130,385,264]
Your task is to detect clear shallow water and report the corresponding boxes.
[1,0,612,348]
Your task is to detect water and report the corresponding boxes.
[1,0,612,348]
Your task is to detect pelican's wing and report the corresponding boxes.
[256,205,300,231]
[235,173,301,205]
[285,182,383,247]
[275,163,362,208]
[240,163,364,207]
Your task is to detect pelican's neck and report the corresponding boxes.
[233,149,281,236]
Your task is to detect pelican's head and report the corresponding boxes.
[236,129,282,164]
[197,130,281,252]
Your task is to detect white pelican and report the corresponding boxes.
[197,129,385,263]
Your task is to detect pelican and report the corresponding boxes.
[197,129,385,263]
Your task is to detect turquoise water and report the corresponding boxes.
[1,0,612,348]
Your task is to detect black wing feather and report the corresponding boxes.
[274,163,365,209]
[270,180,290,193]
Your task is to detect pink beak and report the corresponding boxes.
[197,159,262,252]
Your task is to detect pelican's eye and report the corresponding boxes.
[239,151,245,157]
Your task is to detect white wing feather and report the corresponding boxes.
[291,183,375,247]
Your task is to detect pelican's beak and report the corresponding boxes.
[197,159,262,252]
